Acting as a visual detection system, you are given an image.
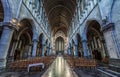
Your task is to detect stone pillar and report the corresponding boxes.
[67,48,68,55]
[9,39,18,60]
[41,44,45,57]
[48,47,51,55]
[82,40,90,59]
[46,46,49,56]
[68,46,71,55]
[69,47,70,54]
[69,47,72,55]
[75,45,79,57]
[0,26,14,70]
[32,39,38,57]
[28,43,32,57]
[67,48,69,55]
[73,45,75,56]
[70,47,73,56]
[49,47,52,55]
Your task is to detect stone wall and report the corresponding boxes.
[112,0,120,55]
[8,0,20,17]
[70,0,120,59]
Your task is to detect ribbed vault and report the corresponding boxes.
[43,0,77,36]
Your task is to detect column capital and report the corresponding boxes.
[101,23,114,32]
[0,22,19,30]
[0,22,11,26]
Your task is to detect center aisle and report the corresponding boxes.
[42,56,78,77]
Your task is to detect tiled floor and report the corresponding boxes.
[42,56,78,77]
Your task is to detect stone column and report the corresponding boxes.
[0,26,14,70]
[48,47,51,55]
[48,46,51,55]
[69,47,72,55]
[75,45,79,57]
[70,48,72,55]
[49,47,52,55]
[10,39,18,57]
[41,44,45,57]
[28,43,32,57]
[67,48,68,55]
[32,39,38,57]
[48,47,50,55]
[70,47,74,56]
[68,47,70,55]
[67,48,69,55]
[82,40,90,59]
[46,46,49,56]
[73,45,75,56]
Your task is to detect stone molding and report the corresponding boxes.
[101,23,114,32]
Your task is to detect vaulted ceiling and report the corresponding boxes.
[43,0,77,36]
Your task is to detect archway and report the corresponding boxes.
[15,33,32,60]
[87,20,108,63]
[76,34,83,57]
[55,37,64,55]
[36,33,44,57]
[7,19,33,61]
[14,19,33,60]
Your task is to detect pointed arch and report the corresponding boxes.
[1,0,12,22]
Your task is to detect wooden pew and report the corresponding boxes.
[64,55,97,70]
[9,56,55,71]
